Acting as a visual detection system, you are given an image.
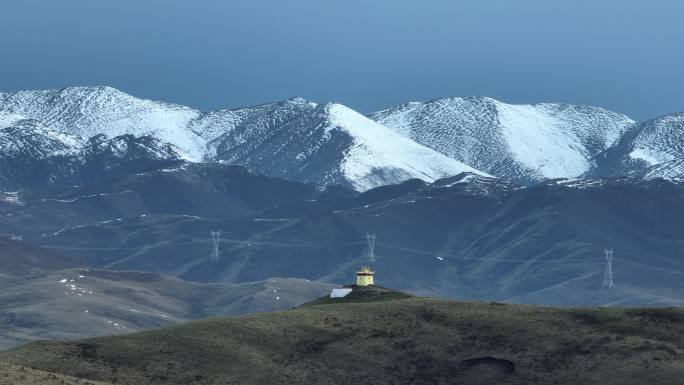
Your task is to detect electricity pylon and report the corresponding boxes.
[210,231,222,264]
[366,233,376,263]
[602,249,614,290]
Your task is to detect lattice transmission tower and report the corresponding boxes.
[210,231,222,264]
[366,233,376,263]
[602,248,615,290]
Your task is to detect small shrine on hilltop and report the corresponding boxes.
[356,266,375,287]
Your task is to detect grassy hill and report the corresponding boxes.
[2,287,684,385]
[0,268,332,350]
[0,362,112,385]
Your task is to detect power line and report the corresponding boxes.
[374,242,563,264]
[29,238,621,266]
[30,237,684,277]
[36,238,366,250]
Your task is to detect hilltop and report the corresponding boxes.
[2,290,684,385]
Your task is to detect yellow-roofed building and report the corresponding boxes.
[356,266,375,286]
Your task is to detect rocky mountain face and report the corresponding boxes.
[369,97,636,184]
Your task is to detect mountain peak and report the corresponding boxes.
[284,96,316,106]
[370,97,635,184]
[590,111,684,179]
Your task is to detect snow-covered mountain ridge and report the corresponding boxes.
[589,112,684,179]
[207,101,484,190]
[369,96,636,184]
[0,87,205,160]
[0,87,482,190]
[2,86,683,190]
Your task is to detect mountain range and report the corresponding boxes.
[3,86,682,190]
[369,97,636,184]
[0,88,480,191]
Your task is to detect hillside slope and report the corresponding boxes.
[10,171,684,308]
[370,97,635,184]
[0,268,331,350]
[3,294,684,385]
[174,175,684,307]
[0,237,82,277]
[0,362,112,385]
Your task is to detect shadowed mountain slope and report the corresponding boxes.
[5,171,684,308]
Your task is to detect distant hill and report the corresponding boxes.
[0,268,331,350]
[3,291,684,385]
[0,237,82,277]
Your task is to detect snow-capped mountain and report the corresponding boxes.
[5,86,684,191]
[211,102,484,190]
[589,112,684,179]
[0,112,182,189]
[0,117,82,159]
[191,97,318,158]
[0,87,485,191]
[369,97,635,184]
[0,117,83,189]
[0,87,205,160]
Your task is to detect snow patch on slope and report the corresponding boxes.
[495,102,590,178]
[0,119,83,158]
[0,112,26,129]
[629,148,674,165]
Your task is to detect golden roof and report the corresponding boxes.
[356,266,374,275]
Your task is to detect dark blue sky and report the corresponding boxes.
[1,0,682,120]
